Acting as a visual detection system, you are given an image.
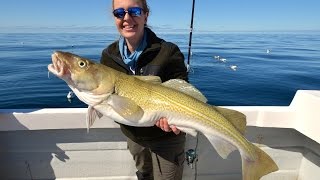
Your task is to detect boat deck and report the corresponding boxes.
[1,90,320,180]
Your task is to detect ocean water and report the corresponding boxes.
[0,31,319,109]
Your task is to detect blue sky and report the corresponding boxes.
[0,0,319,33]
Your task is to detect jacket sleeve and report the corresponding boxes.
[164,42,189,82]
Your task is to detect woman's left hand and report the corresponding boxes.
[155,117,180,135]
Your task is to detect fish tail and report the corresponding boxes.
[242,144,278,180]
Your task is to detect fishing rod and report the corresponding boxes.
[185,2,199,180]
[186,0,196,72]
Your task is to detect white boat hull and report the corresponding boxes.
[1,90,319,180]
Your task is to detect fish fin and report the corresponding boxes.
[203,133,237,159]
[242,144,278,180]
[162,79,208,103]
[86,106,103,133]
[212,106,247,135]
[134,76,162,84]
[176,126,198,137]
[108,95,144,121]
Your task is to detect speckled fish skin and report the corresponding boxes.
[48,51,278,180]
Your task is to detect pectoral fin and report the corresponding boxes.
[162,79,208,103]
[86,106,103,132]
[108,95,144,122]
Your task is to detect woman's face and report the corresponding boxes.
[113,0,148,43]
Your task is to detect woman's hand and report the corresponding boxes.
[155,117,180,135]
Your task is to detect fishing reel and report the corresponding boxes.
[185,149,198,169]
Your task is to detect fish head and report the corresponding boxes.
[48,51,115,105]
[48,51,102,91]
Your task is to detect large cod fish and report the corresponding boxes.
[48,51,278,180]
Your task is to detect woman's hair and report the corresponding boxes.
[112,0,150,13]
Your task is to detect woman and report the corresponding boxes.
[100,0,188,179]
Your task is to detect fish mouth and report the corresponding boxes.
[48,52,69,78]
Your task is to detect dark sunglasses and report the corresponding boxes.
[113,7,143,19]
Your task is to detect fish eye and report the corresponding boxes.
[78,60,87,68]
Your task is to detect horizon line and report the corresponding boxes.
[0,25,319,34]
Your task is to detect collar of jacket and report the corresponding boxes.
[105,28,164,74]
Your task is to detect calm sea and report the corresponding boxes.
[0,31,319,109]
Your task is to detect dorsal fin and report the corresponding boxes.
[212,106,247,135]
[162,79,208,103]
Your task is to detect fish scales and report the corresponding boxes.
[115,73,253,156]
